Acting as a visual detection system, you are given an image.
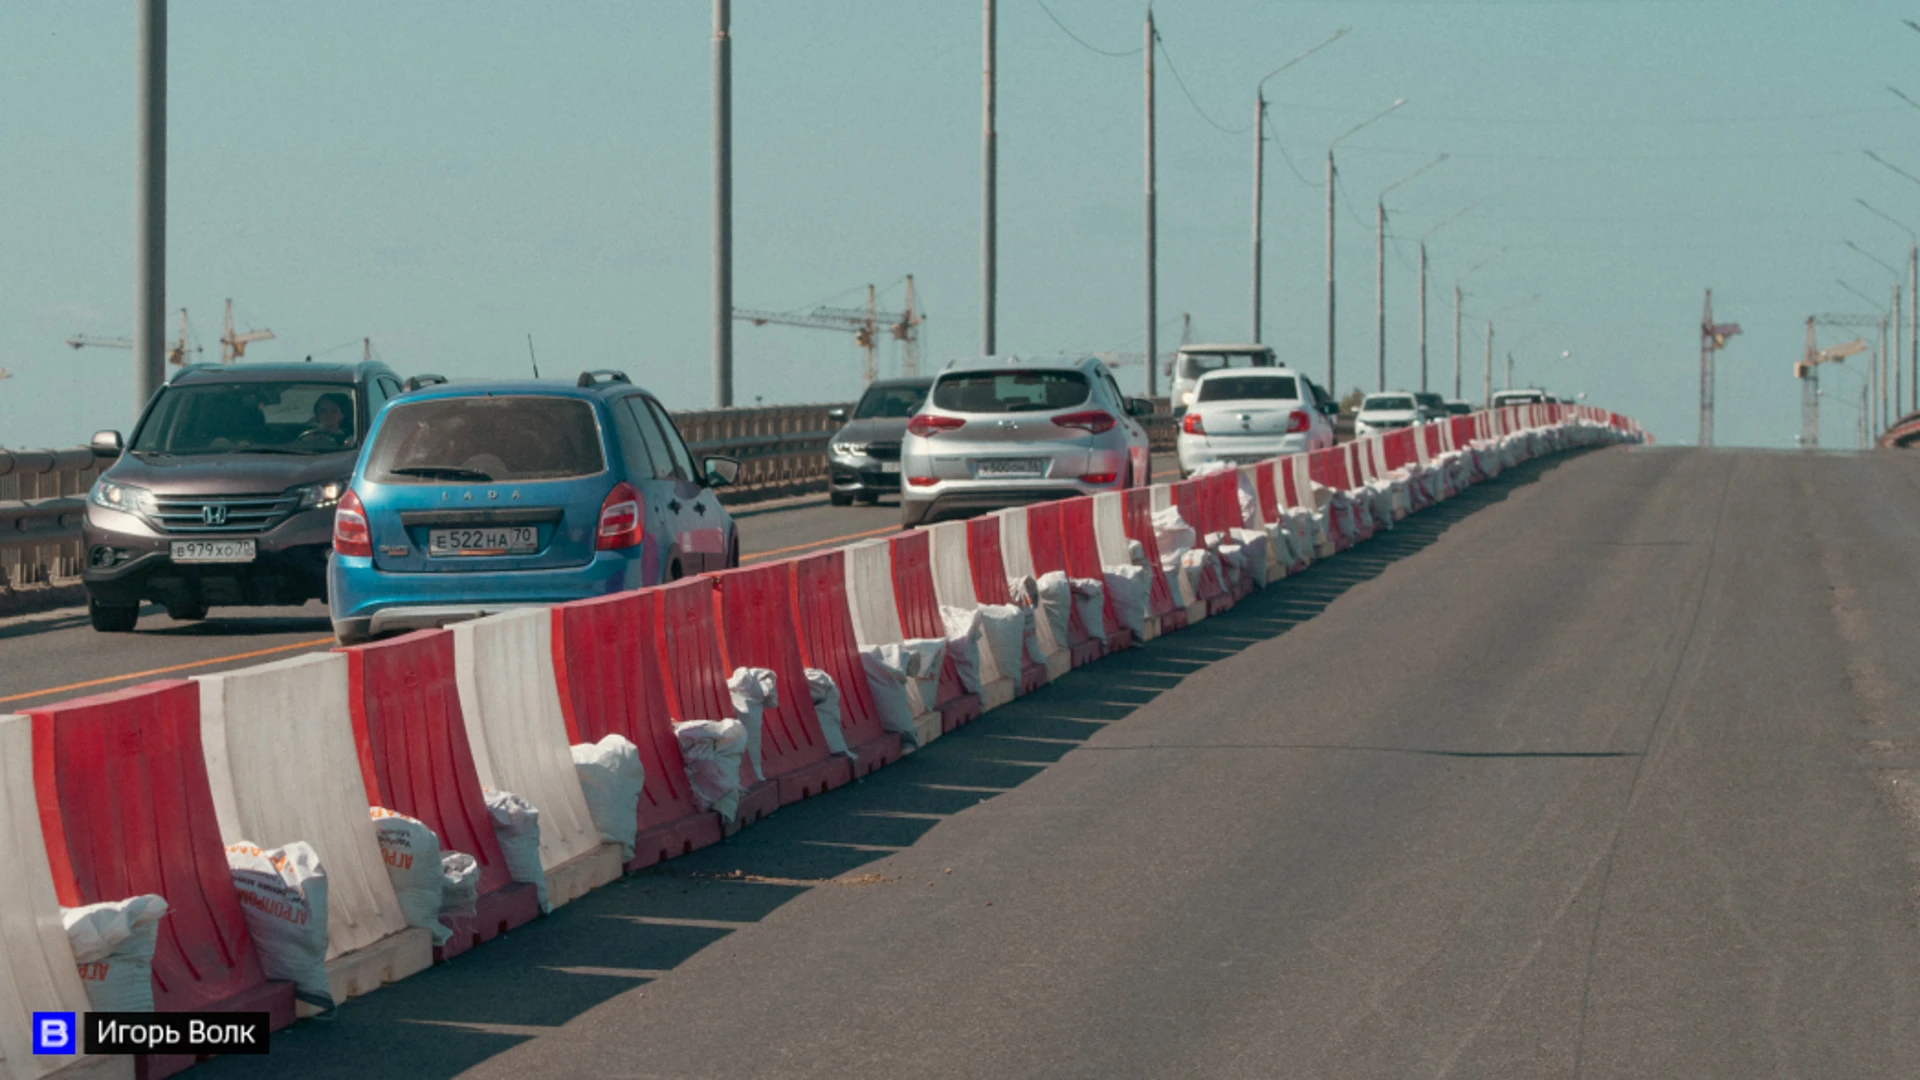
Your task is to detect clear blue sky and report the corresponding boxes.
[5,0,1919,449]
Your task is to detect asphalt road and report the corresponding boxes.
[0,456,1181,709]
[177,443,1920,1078]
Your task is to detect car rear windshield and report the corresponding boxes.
[131,381,360,455]
[1176,351,1274,381]
[931,370,1089,413]
[1363,395,1416,411]
[1197,375,1299,403]
[365,396,605,483]
[854,383,929,419]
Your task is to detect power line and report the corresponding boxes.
[1265,108,1321,191]
[1033,0,1139,58]
[1154,32,1249,135]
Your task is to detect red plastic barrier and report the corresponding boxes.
[1120,487,1185,631]
[1059,496,1133,650]
[1385,429,1416,471]
[28,680,297,1035]
[652,578,780,826]
[963,516,1051,692]
[1204,469,1242,532]
[1171,480,1230,611]
[714,563,859,800]
[789,549,902,773]
[1027,500,1105,664]
[549,592,723,868]
[342,631,539,958]
[887,531,985,729]
[1424,424,1444,458]
[1450,415,1475,448]
[1253,461,1282,525]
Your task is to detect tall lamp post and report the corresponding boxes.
[1249,29,1348,343]
[1419,201,1476,394]
[1453,248,1505,400]
[1856,197,1917,417]
[1845,240,1903,433]
[1485,294,1540,406]
[135,0,167,418]
[1326,98,1405,397]
[1838,275,1892,436]
[1374,155,1447,391]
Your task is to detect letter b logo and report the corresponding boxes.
[32,1012,74,1054]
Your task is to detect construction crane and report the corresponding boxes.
[219,299,273,362]
[733,276,923,384]
[1698,290,1742,447]
[1798,315,1870,448]
[66,300,271,366]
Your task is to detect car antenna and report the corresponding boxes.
[526,334,542,378]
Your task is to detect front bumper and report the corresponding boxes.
[828,454,903,494]
[327,548,646,639]
[81,503,336,608]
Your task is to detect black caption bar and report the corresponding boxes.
[84,1012,271,1055]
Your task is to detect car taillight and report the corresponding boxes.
[1082,472,1117,485]
[907,414,966,437]
[1182,412,1205,435]
[596,482,643,550]
[332,489,371,557]
[1286,409,1310,433]
[1054,409,1116,434]
[906,476,939,487]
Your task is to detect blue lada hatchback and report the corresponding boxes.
[328,370,740,644]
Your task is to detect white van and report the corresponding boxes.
[1171,344,1276,415]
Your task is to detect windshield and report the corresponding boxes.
[853,383,929,420]
[1496,391,1546,405]
[131,381,361,456]
[931,370,1089,413]
[1176,351,1275,381]
[1197,375,1299,403]
[366,396,605,483]
[1362,395,1416,412]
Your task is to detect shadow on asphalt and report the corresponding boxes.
[195,449,1585,1079]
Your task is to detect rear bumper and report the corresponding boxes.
[900,483,1115,525]
[328,549,647,637]
[1176,433,1310,473]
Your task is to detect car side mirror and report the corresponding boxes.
[91,430,124,457]
[827,407,848,423]
[703,455,741,488]
[1318,402,1339,416]
[1126,397,1155,418]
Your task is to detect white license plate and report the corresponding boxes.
[880,461,901,474]
[170,539,256,563]
[428,527,538,556]
[976,458,1045,477]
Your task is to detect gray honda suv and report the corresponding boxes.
[81,360,406,631]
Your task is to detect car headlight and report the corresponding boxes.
[295,479,351,510]
[89,478,151,514]
[830,442,868,458]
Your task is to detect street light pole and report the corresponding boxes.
[1374,154,1446,392]
[1326,97,1406,398]
[981,0,996,356]
[1453,247,1505,401]
[711,0,733,407]
[1420,201,1475,396]
[134,0,167,419]
[1145,9,1157,398]
[1249,29,1347,344]
[1486,293,1540,406]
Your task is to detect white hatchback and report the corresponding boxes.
[1176,367,1336,477]
[1353,392,1422,438]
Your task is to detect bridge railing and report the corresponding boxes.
[0,448,102,590]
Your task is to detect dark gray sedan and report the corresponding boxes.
[826,378,931,506]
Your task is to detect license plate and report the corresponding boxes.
[428,527,538,556]
[880,461,901,474]
[170,539,256,563]
[975,458,1045,477]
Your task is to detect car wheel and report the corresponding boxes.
[89,598,138,633]
[668,560,684,581]
[726,535,740,569]
[829,490,854,507]
[855,491,880,505]
[165,601,209,622]
[900,500,932,528]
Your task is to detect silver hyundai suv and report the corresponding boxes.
[898,355,1153,527]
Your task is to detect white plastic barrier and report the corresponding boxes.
[843,539,944,747]
[196,654,431,1001]
[452,609,619,907]
[993,506,1072,677]
[926,522,1018,709]
[0,716,123,1080]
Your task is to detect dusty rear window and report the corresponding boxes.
[366,396,605,483]
[1197,375,1300,403]
[931,370,1090,413]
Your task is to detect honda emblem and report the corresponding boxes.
[202,504,229,526]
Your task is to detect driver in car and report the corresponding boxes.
[300,393,353,446]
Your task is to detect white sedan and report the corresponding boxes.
[1176,367,1336,477]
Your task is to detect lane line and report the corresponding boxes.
[0,637,334,706]
[742,523,902,563]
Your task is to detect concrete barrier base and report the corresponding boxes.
[1043,649,1072,681]
[625,814,725,873]
[1140,614,1163,641]
[898,709,944,753]
[938,692,984,732]
[980,674,1016,711]
[775,753,856,805]
[848,732,903,776]
[1018,659,1050,695]
[543,841,626,908]
[437,880,542,962]
[1184,599,1209,625]
[723,781,782,835]
[296,926,435,1017]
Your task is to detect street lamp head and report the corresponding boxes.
[1332,97,1408,149]
[1258,28,1350,95]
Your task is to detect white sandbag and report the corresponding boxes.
[1103,564,1149,638]
[571,734,645,862]
[891,638,950,715]
[62,895,168,1014]
[1237,477,1262,529]
[939,605,986,695]
[1068,576,1107,642]
[439,852,479,920]
[974,603,1027,677]
[369,806,452,946]
[726,667,779,782]
[1007,575,1048,666]
[1209,534,1246,590]
[226,840,333,1009]
[1151,505,1196,560]
[859,647,920,744]
[1228,527,1271,588]
[803,668,853,759]
[1032,570,1074,654]
[482,789,550,914]
[672,720,748,823]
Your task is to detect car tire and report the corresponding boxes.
[829,490,854,507]
[855,491,880,505]
[165,601,209,622]
[900,499,933,528]
[89,598,138,633]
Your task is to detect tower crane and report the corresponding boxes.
[219,299,273,362]
[66,300,271,366]
[1798,315,1870,448]
[733,276,923,384]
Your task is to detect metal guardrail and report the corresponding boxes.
[0,401,1185,587]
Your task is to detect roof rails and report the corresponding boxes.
[170,362,222,381]
[576,370,631,388]
[403,373,448,392]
